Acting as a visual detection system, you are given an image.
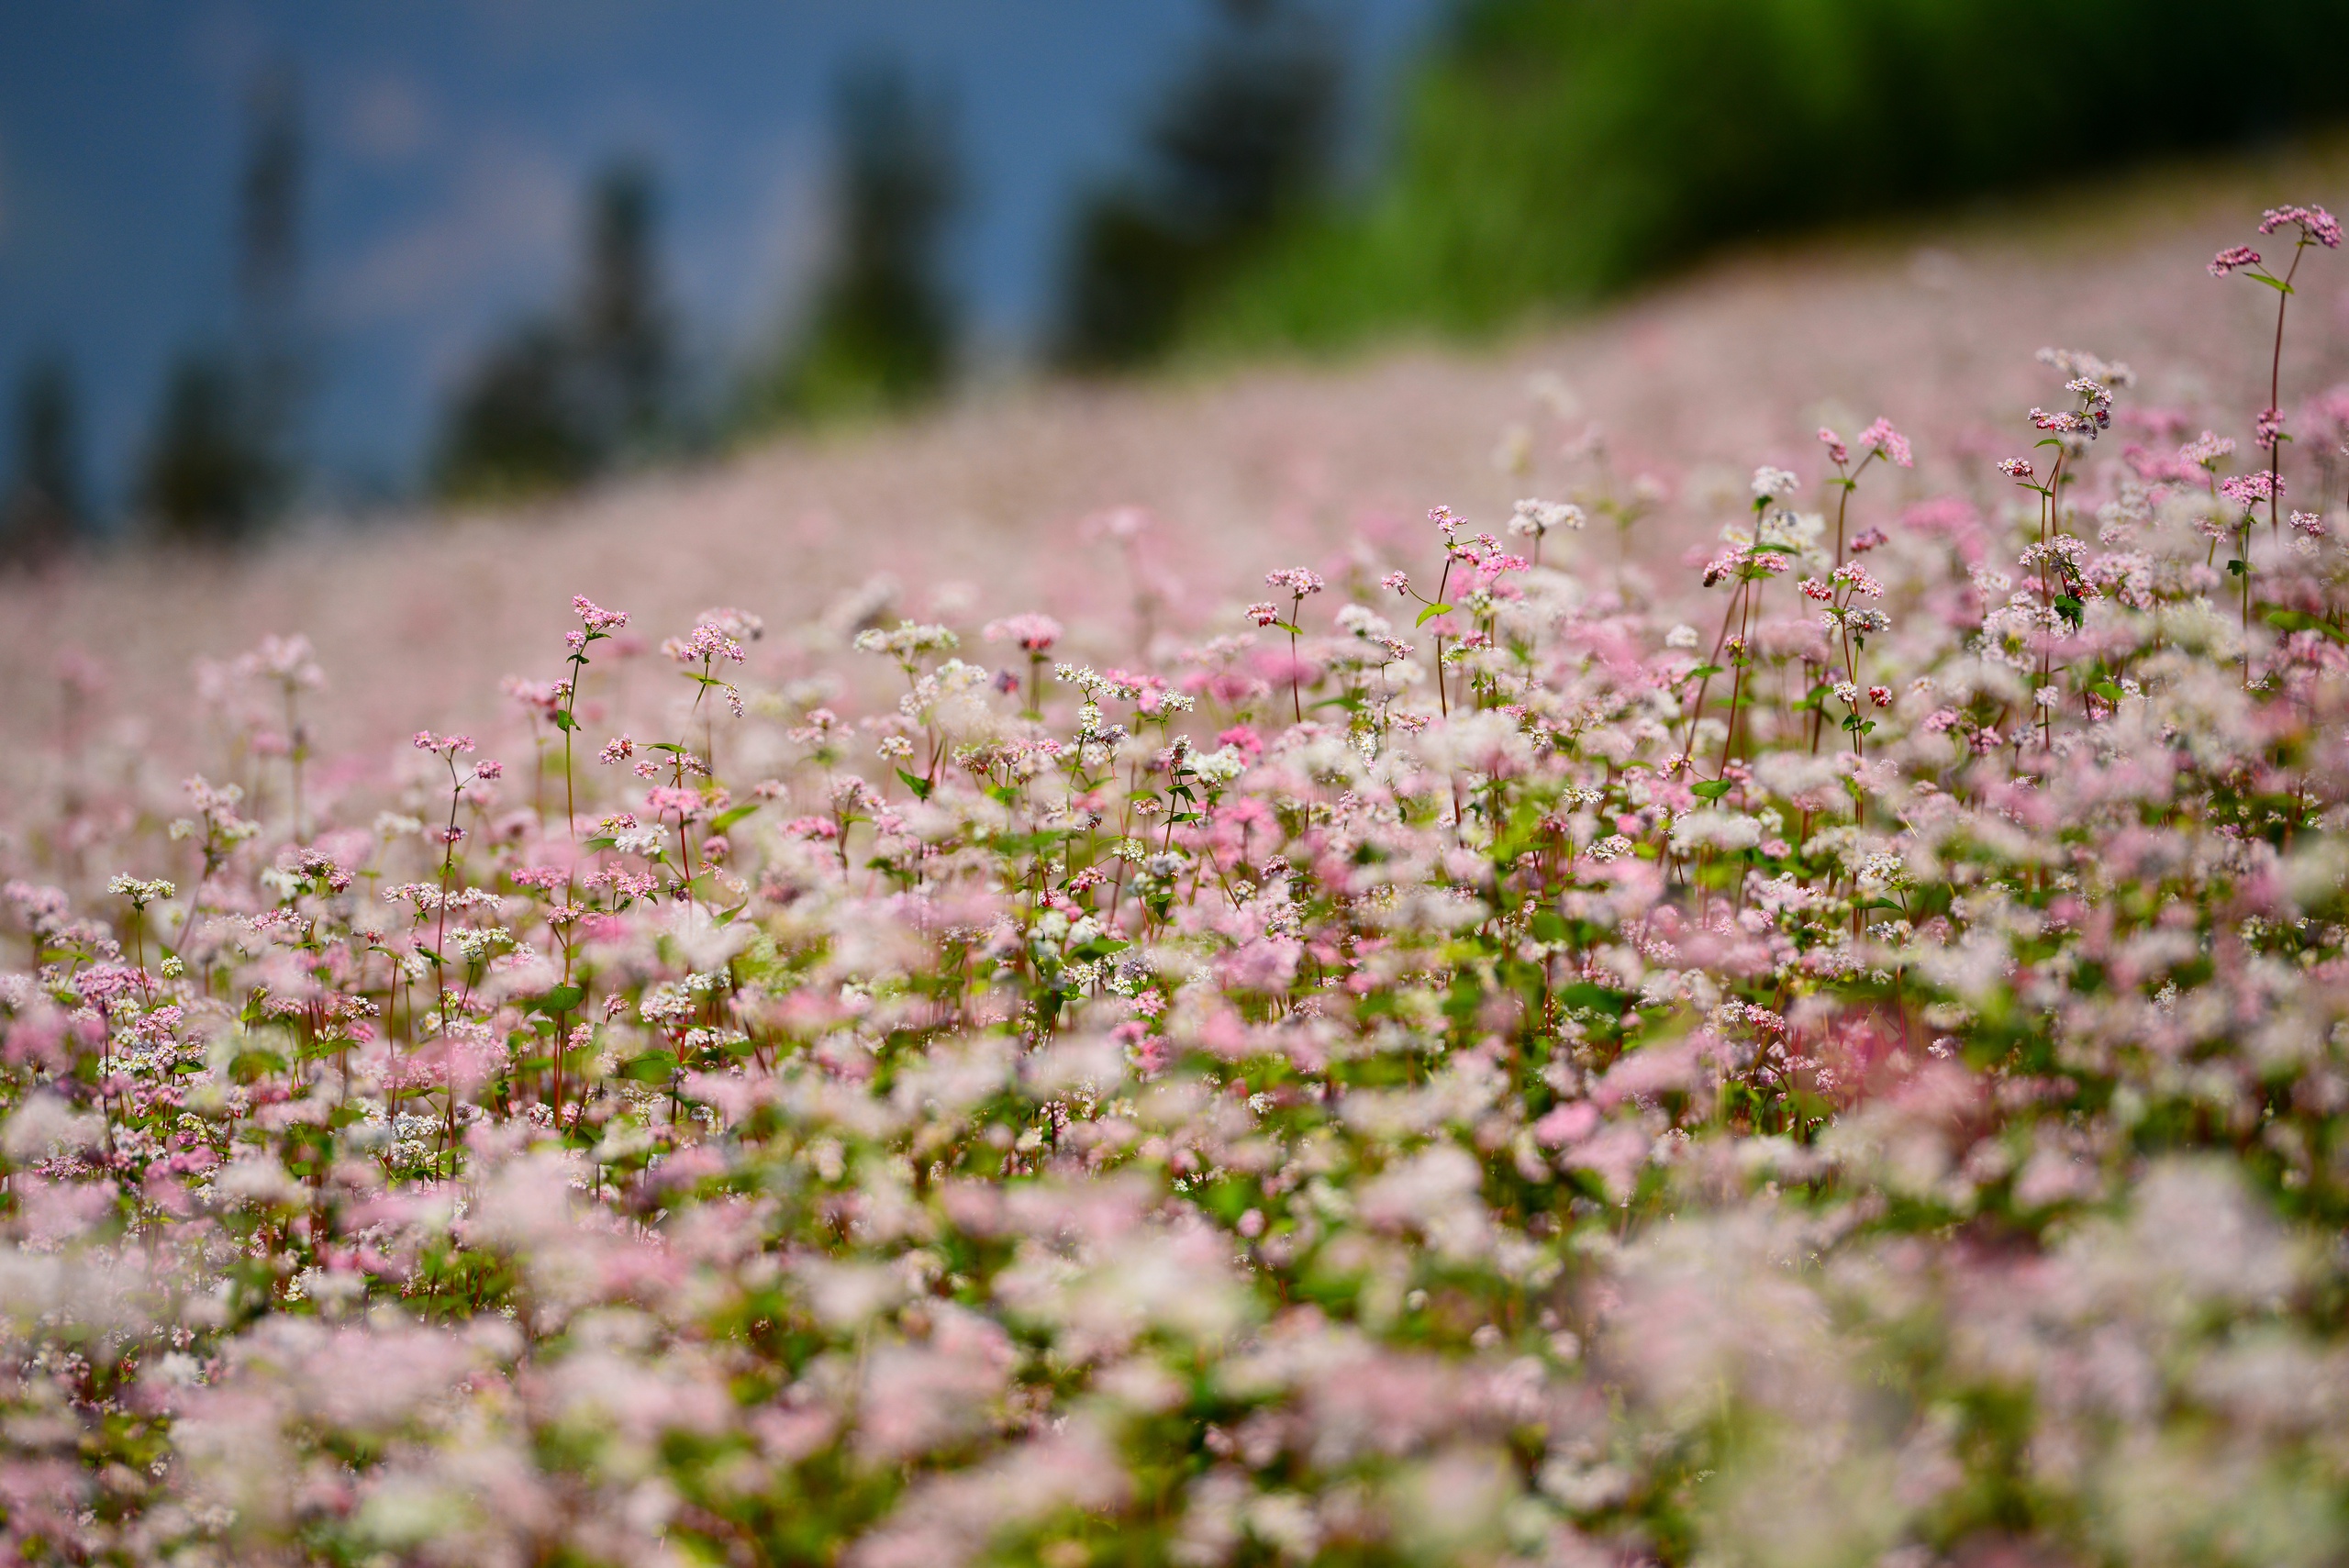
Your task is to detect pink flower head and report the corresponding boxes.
[1998,458,2036,481]
[1817,427,1850,466]
[598,736,635,765]
[412,731,474,757]
[1244,602,1282,628]
[2220,471,2283,506]
[1380,570,1411,595]
[1867,685,1892,708]
[1798,577,1834,602]
[1858,417,1913,468]
[662,622,747,666]
[2179,430,2236,470]
[572,595,629,633]
[2209,245,2263,277]
[2258,204,2343,249]
[985,613,1063,654]
[1265,568,1325,596]
[472,760,504,781]
[2290,510,2327,539]
[2255,406,2286,450]
[1850,526,1889,553]
[1429,505,1463,541]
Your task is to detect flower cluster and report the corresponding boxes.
[1,208,2347,1568]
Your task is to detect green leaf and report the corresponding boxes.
[551,709,576,732]
[2265,608,2349,644]
[1530,910,1567,944]
[1690,779,1734,800]
[2245,272,2294,295]
[709,802,759,833]
[619,1051,678,1084]
[1685,663,1724,682]
[896,768,933,801]
[584,835,618,851]
[2228,558,2248,577]
[2088,679,2125,703]
[1414,603,1455,628]
[534,984,585,1015]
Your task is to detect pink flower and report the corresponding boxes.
[1798,577,1834,602]
[1380,571,1410,595]
[1264,568,1325,596]
[1850,526,1888,553]
[1818,426,1849,466]
[2220,471,2283,506]
[985,613,1063,654]
[1858,417,1912,468]
[571,595,629,632]
[1245,601,1281,628]
[1868,685,1892,708]
[2209,245,2263,277]
[2290,510,2327,539]
[2255,406,2285,450]
[1998,458,2035,480]
[2258,204,2343,248]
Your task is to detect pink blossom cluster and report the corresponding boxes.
[0,206,2347,1568]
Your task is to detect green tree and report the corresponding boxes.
[2,353,87,569]
[741,60,961,427]
[434,160,676,502]
[1053,0,1337,369]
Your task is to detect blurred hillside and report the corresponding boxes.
[1182,0,2349,354]
[2,143,2343,779]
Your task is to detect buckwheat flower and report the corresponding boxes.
[571,595,629,632]
[1857,417,1912,467]
[985,613,1063,654]
[2259,204,2343,247]
[1380,570,1411,595]
[472,760,504,781]
[2290,510,2326,538]
[695,605,764,641]
[1850,525,1888,553]
[1922,707,1961,733]
[1868,685,1892,708]
[1798,577,1834,602]
[1245,602,1281,628]
[2035,685,2060,708]
[2255,406,2286,449]
[1665,623,1700,650]
[1817,427,1850,466]
[662,622,747,665]
[1752,466,1800,499]
[876,735,914,762]
[1832,681,1859,706]
[599,736,634,764]
[1264,567,1325,596]
[1831,562,1885,596]
[1998,458,2035,480]
[2178,430,2235,470]
[2209,244,2263,277]
[2220,471,2283,506]
[1508,497,1586,536]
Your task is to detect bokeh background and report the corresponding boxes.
[8,0,2349,558]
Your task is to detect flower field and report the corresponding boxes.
[6,184,2349,1567]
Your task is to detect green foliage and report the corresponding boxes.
[1197,0,2349,352]
[434,161,676,503]
[739,61,960,428]
[1052,0,1339,370]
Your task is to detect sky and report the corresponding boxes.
[0,0,1442,519]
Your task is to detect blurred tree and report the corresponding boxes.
[1053,0,1338,369]
[137,61,307,543]
[237,60,308,502]
[139,349,274,544]
[434,160,676,502]
[742,60,961,427]
[2,353,87,570]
